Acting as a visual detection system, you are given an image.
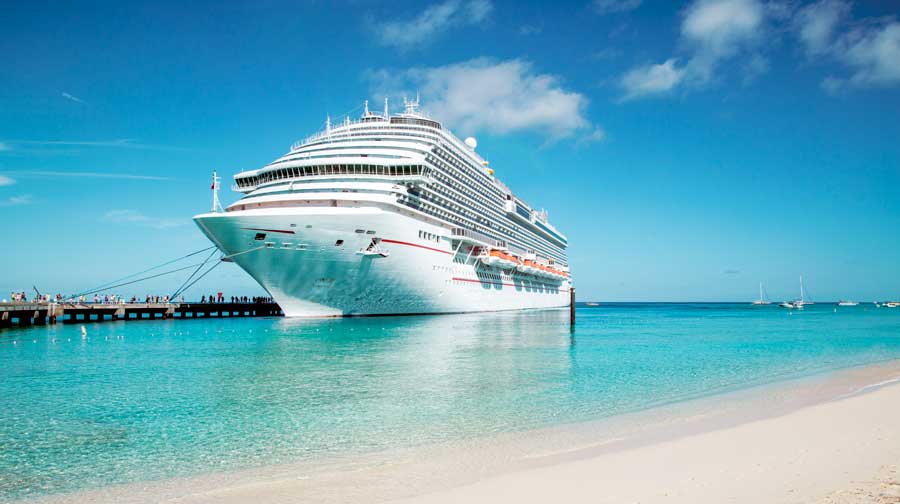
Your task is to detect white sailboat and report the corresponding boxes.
[795,275,814,306]
[751,282,771,305]
[781,276,812,309]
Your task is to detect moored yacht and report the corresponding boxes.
[751,282,771,305]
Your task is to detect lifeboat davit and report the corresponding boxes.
[520,260,537,276]
[483,249,518,270]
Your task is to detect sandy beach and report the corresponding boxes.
[394,372,900,504]
[26,360,900,504]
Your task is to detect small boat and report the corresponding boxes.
[751,282,771,305]
[586,302,600,306]
[789,275,814,307]
[780,301,803,309]
[886,302,900,308]
[837,300,859,307]
[481,249,518,270]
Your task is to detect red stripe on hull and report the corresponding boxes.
[381,239,450,255]
[242,227,296,235]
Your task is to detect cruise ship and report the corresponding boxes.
[193,98,572,317]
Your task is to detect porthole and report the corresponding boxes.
[335,240,344,247]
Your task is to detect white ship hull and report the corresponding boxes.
[195,206,571,317]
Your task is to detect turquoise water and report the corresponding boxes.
[2,303,900,500]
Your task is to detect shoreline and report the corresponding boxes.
[21,358,900,504]
[395,364,900,504]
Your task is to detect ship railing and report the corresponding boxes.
[291,116,395,150]
[451,228,507,249]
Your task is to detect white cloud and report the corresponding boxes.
[577,127,608,146]
[794,0,850,56]
[620,58,686,100]
[835,21,900,87]
[61,92,84,104]
[7,170,170,181]
[593,0,642,14]
[0,175,14,186]
[376,0,493,49]
[792,2,900,91]
[104,209,186,229]
[681,0,766,82]
[372,58,593,139]
[619,0,770,100]
[0,194,33,206]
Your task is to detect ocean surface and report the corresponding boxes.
[2,303,900,501]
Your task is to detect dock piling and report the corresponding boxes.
[570,288,576,326]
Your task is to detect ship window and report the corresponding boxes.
[335,240,344,247]
[355,229,365,233]
[254,233,266,241]
[366,230,376,234]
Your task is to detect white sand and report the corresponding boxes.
[29,363,900,504]
[394,378,900,504]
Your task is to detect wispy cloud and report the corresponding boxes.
[61,92,84,104]
[0,194,33,207]
[376,0,493,49]
[593,0,642,15]
[619,0,772,100]
[519,23,542,36]
[0,175,14,186]
[793,2,900,92]
[369,58,595,141]
[1,138,194,152]
[620,58,686,101]
[6,170,171,181]
[576,127,608,147]
[794,0,851,57]
[103,209,187,229]
[722,268,742,275]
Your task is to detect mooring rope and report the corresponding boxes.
[69,246,217,299]
[168,247,220,300]
[170,245,269,298]
[171,260,224,299]
[72,262,211,298]
[66,244,269,301]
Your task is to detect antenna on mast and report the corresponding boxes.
[325,115,331,135]
[403,94,420,114]
[364,100,369,116]
[211,170,223,213]
[384,97,389,119]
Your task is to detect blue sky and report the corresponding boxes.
[1,0,899,302]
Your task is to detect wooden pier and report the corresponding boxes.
[0,302,283,329]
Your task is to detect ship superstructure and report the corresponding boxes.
[194,99,571,317]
